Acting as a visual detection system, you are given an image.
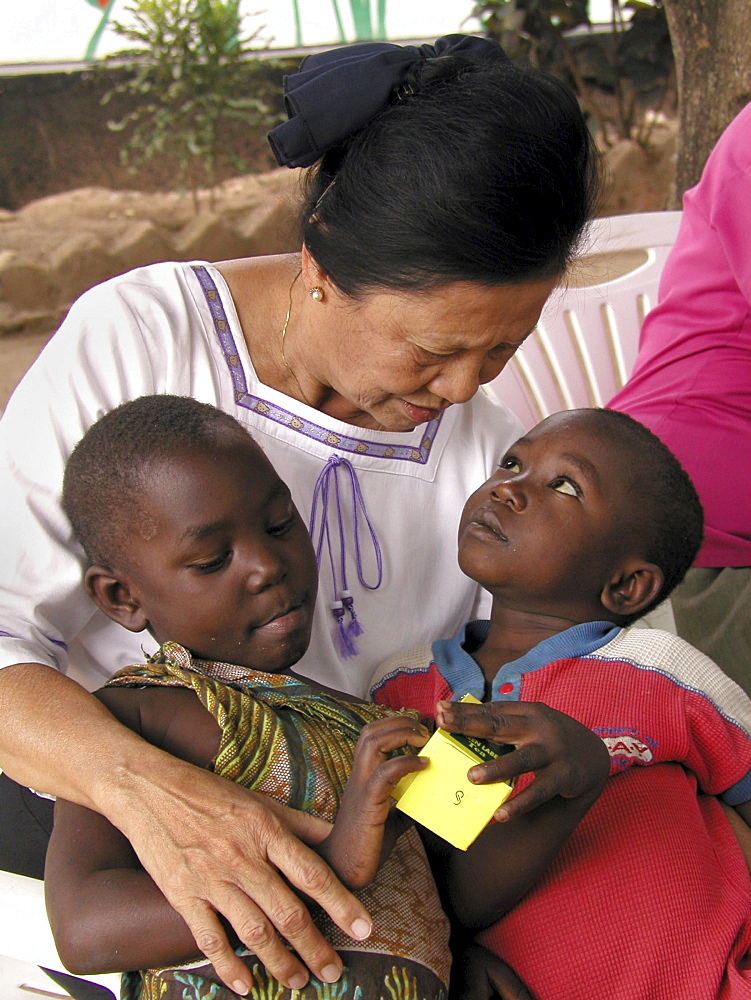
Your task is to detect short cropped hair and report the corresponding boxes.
[593,408,704,620]
[62,395,250,570]
[302,56,600,296]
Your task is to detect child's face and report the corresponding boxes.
[117,435,318,673]
[458,411,636,619]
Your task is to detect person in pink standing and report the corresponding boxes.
[609,100,751,693]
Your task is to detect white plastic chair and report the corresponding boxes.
[489,210,683,632]
[0,867,121,999]
[489,211,683,430]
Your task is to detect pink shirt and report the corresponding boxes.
[609,102,751,567]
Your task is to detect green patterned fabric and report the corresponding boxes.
[108,643,450,1000]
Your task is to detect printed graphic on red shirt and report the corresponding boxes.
[596,726,657,765]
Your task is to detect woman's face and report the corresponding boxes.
[309,276,557,431]
[306,278,556,431]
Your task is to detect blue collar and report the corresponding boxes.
[431,620,621,701]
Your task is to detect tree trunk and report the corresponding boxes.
[663,0,751,207]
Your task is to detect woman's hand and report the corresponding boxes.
[450,943,535,1000]
[435,699,609,821]
[114,752,378,994]
[23,663,375,992]
[318,715,429,888]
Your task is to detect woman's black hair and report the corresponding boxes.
[300,55,600,297]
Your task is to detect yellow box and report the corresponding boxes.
[392,695,513,851]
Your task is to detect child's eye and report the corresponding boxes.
[500,457,521,473]
[550,477,580,497]
[268,516,295,537]
[192,551,231,573]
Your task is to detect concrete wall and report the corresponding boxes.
[0,61,290,210]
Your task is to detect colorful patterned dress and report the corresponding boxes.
[107,642,450,1000]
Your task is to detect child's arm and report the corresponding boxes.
[428,782,602,932]
[431,698,609,930]
[317,716,538,1000]
[45,685,219,974]
[733,800,751,828]
[449,943,534,1000]
[45,797,202,974]
[45,685,329,976]
[316,715,430,888]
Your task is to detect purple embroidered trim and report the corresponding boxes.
[0,629,66,651]
[0,630,62,668]
[192,264,442,464]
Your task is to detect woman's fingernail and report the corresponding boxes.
[351,917,372,940]
[288,973,308,991]
[232,981,250,995]
[321,964,342,983]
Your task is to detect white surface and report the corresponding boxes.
[0,0,617,67]
[0,0,477,64]
[0,869,119,998]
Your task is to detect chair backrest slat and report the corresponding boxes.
[566,309,602,407]
[489,211,682,428]
[601,302,628,390]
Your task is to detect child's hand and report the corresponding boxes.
[450,943,535,1000]
[318,715,430,889]
[435,699,609,822]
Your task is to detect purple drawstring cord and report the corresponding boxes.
[309,455,383,657]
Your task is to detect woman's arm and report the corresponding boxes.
[4,665,370,993]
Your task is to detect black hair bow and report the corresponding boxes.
[268,33,508,169]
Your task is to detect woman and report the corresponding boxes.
[0,34,600,996]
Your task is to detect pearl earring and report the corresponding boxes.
[310,286,324,302]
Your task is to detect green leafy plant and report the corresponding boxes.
[471,0,674,147]
[102,0,282,206]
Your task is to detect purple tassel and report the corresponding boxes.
[342,590,364,644]
[331,600,357,658]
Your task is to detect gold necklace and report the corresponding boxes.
[280,272,313,408]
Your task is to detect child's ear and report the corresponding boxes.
[601,560,665,620]
[84,565,149,633]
